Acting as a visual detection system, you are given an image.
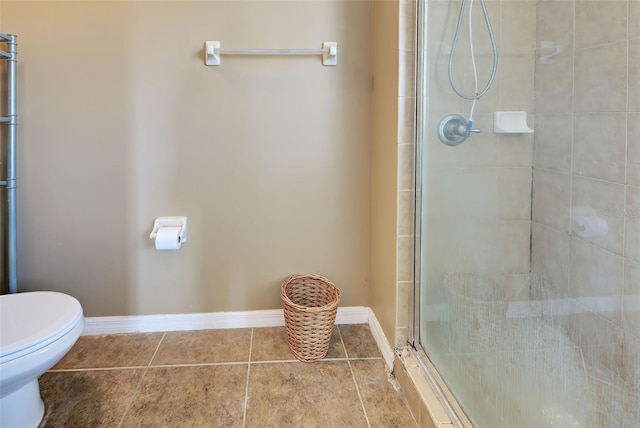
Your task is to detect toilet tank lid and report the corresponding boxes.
[0,291,84,358]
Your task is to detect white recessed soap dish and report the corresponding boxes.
[493,111,534,134]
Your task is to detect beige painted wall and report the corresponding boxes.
[3,1,372,316]
[369,0,399,343]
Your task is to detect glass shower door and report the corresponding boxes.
[415,0,639,426]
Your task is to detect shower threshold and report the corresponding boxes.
[394,345,473,427]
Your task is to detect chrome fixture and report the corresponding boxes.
[437,114,480,146]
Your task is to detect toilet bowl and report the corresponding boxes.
[0,291,84,428]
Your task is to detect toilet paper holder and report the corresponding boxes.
[150,216,188,244]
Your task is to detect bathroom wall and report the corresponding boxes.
[533,0,639,424]
[370,0,399,343]
[369,0,418,348]
[1,1,372,316]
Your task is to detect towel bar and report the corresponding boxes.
[204,41,338,66]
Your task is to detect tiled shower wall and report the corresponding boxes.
[532,0,640,425]
[395,0,537,345]
[419,0,536,319]
[395,0,417,347]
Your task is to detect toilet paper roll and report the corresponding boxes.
[155,227,182,250]
[571,216,608,238]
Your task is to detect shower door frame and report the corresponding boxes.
[409,0,425,349]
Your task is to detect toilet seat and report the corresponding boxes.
[0,292,83,364]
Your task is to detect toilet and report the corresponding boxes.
[0,291,84,428]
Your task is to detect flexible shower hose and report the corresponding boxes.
[447,0,498,102]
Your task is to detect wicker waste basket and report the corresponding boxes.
[281,274,341,362]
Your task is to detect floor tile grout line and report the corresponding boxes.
[250,356,384,365]
[48,356,386,373]
[242,328,254,428]
[148,361,250,368]
[146,332,166,367]
[48,366,149,372]
[337,326,371,428]
[117,332,166,428]
[336,325,350,360]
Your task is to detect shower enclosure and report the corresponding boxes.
[413,0,639,426]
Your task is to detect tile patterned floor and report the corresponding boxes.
[38,324,417,428]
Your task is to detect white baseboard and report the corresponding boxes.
[82,306,395,368]
[367,308,395,370]
[83,306,370,336]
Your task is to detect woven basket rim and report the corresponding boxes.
[280,273,341,312]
